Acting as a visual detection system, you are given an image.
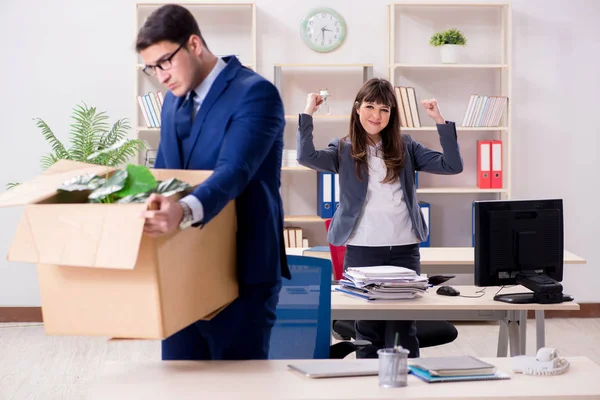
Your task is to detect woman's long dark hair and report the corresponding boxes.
[344,78,404,183]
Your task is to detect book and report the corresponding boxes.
[410,356,496,377]
[409,366,511,383]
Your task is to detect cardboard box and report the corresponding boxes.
[0,160,238,339]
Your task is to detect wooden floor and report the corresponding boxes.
[1,319,599,399]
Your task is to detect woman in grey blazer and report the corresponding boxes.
[296,78,464,359]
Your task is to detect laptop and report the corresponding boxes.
[287,359,379,379]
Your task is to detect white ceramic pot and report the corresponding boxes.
[440,44,460,64]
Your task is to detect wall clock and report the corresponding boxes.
[300,7,347,53]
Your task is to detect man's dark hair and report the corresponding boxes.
[136,4,208,52]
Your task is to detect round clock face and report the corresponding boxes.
[301,8,347,53]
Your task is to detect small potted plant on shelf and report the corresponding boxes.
[429,28,467,64]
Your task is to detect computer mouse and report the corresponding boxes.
[436,285,460,296]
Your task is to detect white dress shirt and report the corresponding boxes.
[179,57,227,224]
[345,142,421,247]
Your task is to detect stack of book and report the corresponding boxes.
[461,94,508,127]
[336,266,429,301]
[408,356,511,383]
[394,86,421,128]
[282,149,300,168]
[137,91,163,128]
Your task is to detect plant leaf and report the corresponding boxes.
[156,178,192,197]
[100,118,131,149]
[35,118,70,162]
[104,139,146,167]
[69,102,111,162]
[88,169,128,202]
[58,173,107,192]
[117,178,191,204]
[115,164,157,198]
[40,153,60,170]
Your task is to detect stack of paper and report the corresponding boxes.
[335,266,429,301]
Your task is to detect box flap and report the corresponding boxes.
[8,203,148,269]
[0,160,115,207]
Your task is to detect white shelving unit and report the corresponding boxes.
[134,2,256,165]
[387,2,512,247]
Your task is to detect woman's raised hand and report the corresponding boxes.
[304,93,324,116]
[420,98,446,125]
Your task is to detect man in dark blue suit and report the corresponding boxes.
[135,4,290,360]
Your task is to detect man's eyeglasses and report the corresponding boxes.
[142,42,185,77]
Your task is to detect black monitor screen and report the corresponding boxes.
[474,199,564,287]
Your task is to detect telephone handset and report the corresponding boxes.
[511,347,570,376]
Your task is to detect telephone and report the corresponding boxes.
[511,347,570,376]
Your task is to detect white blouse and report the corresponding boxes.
[345,143,420,247]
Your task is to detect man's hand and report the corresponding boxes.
[420,98,446,125]
[139,193,184,237]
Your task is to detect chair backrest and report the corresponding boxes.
[324,218,346,280]
[268,255,332,360]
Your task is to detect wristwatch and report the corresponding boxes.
[178,200,193,230]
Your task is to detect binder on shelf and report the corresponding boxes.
[143,94,157,127]
[419,201,430,248]
[317,171,334,218]
[477,140,491,189]
[415,171,419,189]
[137,96,152,128]
[334,173,340,210]
[491,140,503,189]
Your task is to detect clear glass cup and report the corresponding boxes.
[377,347,409,388]
[318,89,331,115]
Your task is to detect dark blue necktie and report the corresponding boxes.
[175,91,196,140]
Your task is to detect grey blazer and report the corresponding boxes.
[296,113,464,246]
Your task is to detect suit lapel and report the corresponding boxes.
[162,95,185,169]
[183,56,241,169]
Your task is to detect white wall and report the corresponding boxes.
[0,0,597,305]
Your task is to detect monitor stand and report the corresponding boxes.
[494,292,574,304]
[493,271,574,304]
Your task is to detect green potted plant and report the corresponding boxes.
[7,102,146,189]
[429,28,467,64]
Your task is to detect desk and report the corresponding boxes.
[304,247,586,354]
[331,286,580,357]
[298,247,587,274]
[87,357,600,399]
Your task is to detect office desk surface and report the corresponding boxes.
[331,285,581,312]
[418,247,586,265]
[88,357,600,400]
[301,247,586,266]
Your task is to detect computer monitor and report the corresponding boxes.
[473,199,573,304]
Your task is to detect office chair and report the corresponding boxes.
[324,219,459,349]
[269,255,368,360]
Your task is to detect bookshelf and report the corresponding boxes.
[387,2,512,247]
[134,2,256,165]
[275,63,374,246]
